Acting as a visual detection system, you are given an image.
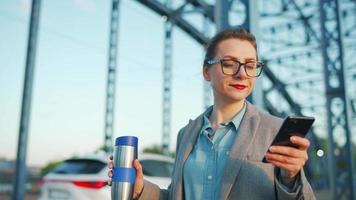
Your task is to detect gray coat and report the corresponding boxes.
[139,102,315,200]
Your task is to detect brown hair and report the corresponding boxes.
[204,27,258,65]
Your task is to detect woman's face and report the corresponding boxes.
[203,38,257,104]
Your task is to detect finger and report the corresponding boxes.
[265,152,303,165]
[267,159,300,178]
[290,136,310,151]
[108,161,113,169]
[268,146,307,160]
[133,159,144,179]
[267,158,294,170]
[107,170,113,187]
[132,159,144,199]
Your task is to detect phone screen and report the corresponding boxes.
[262,116,315,163]
[271,116,315,148]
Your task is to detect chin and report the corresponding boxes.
[224,94,247,103]
[215,88,251,103]
[230,89,250,99]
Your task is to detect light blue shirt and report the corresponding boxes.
[183,103,247,200]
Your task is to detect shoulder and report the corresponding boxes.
[258,109,283,127]
[176,107,210,143]
[246,102,283,135]
[178,106,212,137]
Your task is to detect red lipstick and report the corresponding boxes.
[229,84,247,90]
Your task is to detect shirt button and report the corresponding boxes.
[208,175,213,180]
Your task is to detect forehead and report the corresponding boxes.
[215,39,257,59]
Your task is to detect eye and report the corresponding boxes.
[222,60,236,68]
[245,62,257,69]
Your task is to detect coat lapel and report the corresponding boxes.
[219,102,261,200]
[172,107,212,199]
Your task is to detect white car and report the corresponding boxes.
[39,153,174,200]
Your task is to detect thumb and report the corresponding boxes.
[132,159,144,198]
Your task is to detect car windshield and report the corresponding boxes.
[52,159,105,174]
[140,160,173,178]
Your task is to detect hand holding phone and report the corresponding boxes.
[263,116,315,163]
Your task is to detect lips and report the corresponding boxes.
[229,84,247,90]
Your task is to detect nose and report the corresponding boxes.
[234,65,248,78]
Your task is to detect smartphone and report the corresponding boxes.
[270,116,315,147]
[263,116,315,162]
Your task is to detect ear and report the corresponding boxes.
[203,65,211,81]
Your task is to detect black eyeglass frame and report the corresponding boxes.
[206,59,264,78]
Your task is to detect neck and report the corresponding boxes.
[209,98,245,130]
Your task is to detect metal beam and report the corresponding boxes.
[104,0,121,153]
[13,0,41,199]
[203,16,211,110]
[263,65,302,114]
[289,0,321,43]
[214,0,230,30]
[189,0,214,21]
[162,0,173,156]
[319,0,355,199]
[135,0,209,45]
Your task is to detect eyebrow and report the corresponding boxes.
[221,55,256,61]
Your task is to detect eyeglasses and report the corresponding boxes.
[206,59,264,78]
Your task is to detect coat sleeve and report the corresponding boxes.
[275,169,316,200]
[258,111,316,200]
[138,127,186,200]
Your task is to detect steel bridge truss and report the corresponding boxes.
[130,0,356,196]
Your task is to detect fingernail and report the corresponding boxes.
[269,146,275,151]
[291,136,296,141]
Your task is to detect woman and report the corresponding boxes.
[108,27,315,200]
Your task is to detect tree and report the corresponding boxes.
[142,144,175,158]
[41,160,62,176]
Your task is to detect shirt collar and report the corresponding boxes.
[201,113,213,134]
[201,102,247,133]
[230,102,247,130]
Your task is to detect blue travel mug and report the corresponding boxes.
[111,136,138,200]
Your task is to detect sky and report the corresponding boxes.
[1,0,355,168]
[0,0,207,167]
